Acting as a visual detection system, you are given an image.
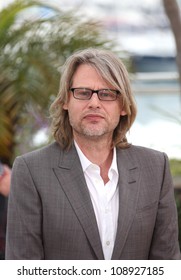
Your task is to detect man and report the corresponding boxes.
[6,48,180,259]
[0,162,11,259]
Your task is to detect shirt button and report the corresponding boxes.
[106,241,110,246]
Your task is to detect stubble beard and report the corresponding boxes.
[73,122,109,139]
[81,123,108,138]
[70,117,119,140]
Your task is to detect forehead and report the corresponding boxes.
[72,64,112,88]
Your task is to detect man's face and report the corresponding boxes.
[63,64,127,142]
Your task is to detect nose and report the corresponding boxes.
[88,92,101,108]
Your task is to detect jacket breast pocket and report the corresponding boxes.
[136,201,158,217]
[126,201,158,251]
[132,201,158,238]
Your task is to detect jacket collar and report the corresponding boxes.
[112,147,140,259]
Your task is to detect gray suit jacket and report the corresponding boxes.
[6,142,180,259]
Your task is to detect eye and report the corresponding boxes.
[99,90,117,100]
[73,88,92,99]
[99,91,109,97]
[80,90,90,96]
[78,89,91,97]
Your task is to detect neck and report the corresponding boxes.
[74,135,114,184]
[75,136,113,163]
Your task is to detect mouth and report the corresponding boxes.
[83,114,104,122]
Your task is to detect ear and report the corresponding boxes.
[63,103,68,110]
[120,109,127,116]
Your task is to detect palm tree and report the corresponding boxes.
[0,0,110,165]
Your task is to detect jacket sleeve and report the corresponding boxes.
[149,153,181,259]
[5,156,44,259]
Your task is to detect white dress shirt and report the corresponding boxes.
[74,141,119,260]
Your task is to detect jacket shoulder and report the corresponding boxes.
[14,142,62,168]
[119,145,169,168]
[129,145,166,158]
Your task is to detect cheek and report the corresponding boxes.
[65,102,82,121]
[108,105,125,125]
[111,105,124,118]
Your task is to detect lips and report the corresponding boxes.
[83,114,104,121]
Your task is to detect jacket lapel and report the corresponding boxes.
[112,147,141,259]
[53,144,104,260]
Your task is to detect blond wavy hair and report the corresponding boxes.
[50,48,137,149]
